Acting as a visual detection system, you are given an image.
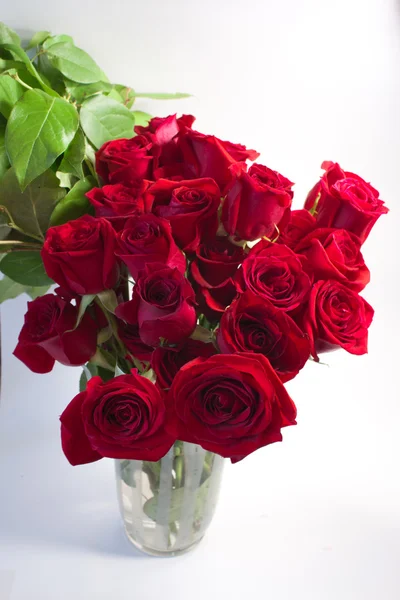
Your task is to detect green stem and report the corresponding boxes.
[30,50,44,63]
[11,73,33,91]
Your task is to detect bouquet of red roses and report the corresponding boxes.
[12,113,388,465]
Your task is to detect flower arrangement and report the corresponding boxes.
[8,110,387,465]
[0,23,388,470]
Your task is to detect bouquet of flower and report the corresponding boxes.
[8,109,388,465]
[0,21,187,302]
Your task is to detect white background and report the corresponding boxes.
[1,0,400,598]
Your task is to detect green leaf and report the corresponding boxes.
[84,139,96,164]
[0,58,23,73]
[0,120,9,180]
[0,275,29,303]
[42,35,74,51]
[75,294,96,329]
[0,210,11,240]
[113,85,135,108]
[0,168,65,239]
[107,88,124,103]
[143,477,211,524]
[36,54,65,95]
[132,111,152,128]
[80,95,135,149]
[56,171,74,189]
[0,23,20,46]
[65,80,112,103]
[0,251,53,286]
[26,284,51,299]
[6,88,79,189]
[0,44,58,97]
[115,364,125,377]
[79,362,98,392]
[57,127,85,179]
[46,42,106,84]
[0,73,24,118]
[97,289,118,314]
[134,92,191,100]
[50,176,94,226]
[25,31,51,50]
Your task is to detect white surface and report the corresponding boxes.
[1,0,400,598]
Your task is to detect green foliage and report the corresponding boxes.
[50,176,94,225]
[46,42,106,84]
[0,21,189,302]
[0,251,53,286]
[58,127,86,179]
[0,74,24,118]
[132,110,152,127]
[0,274,49,303]
[0,120,9,179]
[6,89,79,189]
[0,168,65,240]
[80,95,135,149]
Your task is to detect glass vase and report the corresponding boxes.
[115,441,224,557]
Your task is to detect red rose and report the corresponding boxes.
[115,264,197,347]
[304,161,388,243]
[116,214,186,280]
[135,114,195,144]
[151,339,216,389]
[60,372,175,465]
[86,181,151,230]
[302,280,374,360]
[179,128,260,189]
[135,114,195,180]
[96,135,153,184]
[167,353,297,462]
[222,162,294,241]
[14,295,97,374]
[216,291,310,382]
[295,228,370,292]
[190,237,245,319]
[237,241,311,313]
[117,320,153,362]
[278,209,317,249]
[149,178,221,251]
[42,215,119,295]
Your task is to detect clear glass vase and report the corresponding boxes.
[115,441,224,557]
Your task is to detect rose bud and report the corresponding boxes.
[86,181,152,230]
[217,291,310,382]
[115,264,197,347]
[116,214,186,280]
[41,215,119,295]
[295,228,370,292]
[14,294,97,373]
[304,161,388,243]
[237,240,311,313]
[151,339,216,389]
[60,372,176,465]
[148,178,221,251]
[167,353,297,462]
[95,135,153,184]
[222,162,294,241]
[302,279,374,360]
